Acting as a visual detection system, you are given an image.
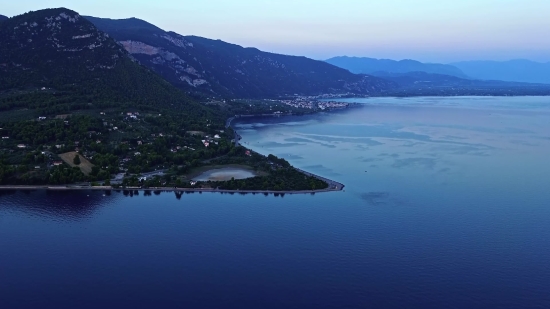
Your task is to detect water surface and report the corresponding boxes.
[1,96,550,309]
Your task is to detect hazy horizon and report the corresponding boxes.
[3,0,550,63]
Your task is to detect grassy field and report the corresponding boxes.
[59,152,94,175]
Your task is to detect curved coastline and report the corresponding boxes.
[0,115,345,194]
[226,114,345,193]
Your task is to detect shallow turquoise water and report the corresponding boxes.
[1,96,549,308]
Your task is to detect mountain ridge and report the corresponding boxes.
[326,56,468,78]
[451,59,550,84]
[85,16,396,98]
[0,14,8,21]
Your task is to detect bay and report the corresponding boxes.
[1,96,550,308]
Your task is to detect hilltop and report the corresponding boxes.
[0,8,213,121]
[85,16,396,98]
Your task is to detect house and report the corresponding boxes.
[134,152,141,156]
[38,116,46,121]
[245,150,251,156]
[1,136,9,139]
[137,141,143,145]
[17,144,26,148]
[53,161,63,166]
[214,134,221,139]
[190,181,197,186]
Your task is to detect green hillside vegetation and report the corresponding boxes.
[85,16,396,99]
[0,9,214,123]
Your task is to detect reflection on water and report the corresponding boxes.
[0,189,296,219]
[0,190,110,220]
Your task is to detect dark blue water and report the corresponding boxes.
[2,97,550,308]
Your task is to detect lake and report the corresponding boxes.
[1,96,550,308]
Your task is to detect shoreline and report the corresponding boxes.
[0,185,343,195]
[226,114,346,193]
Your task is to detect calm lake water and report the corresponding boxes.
[1,96,550,308]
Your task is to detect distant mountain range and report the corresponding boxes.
[370,71,550,96]
[451,60,550,84]
[0,14,8,21]
[85,16,395,98]
[326,56,468,78]
[327,56,550,85]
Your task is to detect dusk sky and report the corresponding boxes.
[4,0,550,62]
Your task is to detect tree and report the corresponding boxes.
[73,154,81,165]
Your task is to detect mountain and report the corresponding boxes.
[0,14,8,21]
[370,71,550,96]
[85,16,395,98]
[451,59,550,84]
[0,8,210,120]
[326,56,468,78]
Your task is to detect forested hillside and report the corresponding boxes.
[85,16,396,98]
[0,8,214,123]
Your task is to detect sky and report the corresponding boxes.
[3,0,550,63]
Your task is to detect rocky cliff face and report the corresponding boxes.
[85,16,396,98]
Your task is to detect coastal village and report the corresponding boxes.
[279,99,351,110]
